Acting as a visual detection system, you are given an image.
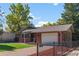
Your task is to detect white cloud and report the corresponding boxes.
[53,3,59,6]
[35,21,48,27]
[29,13,40,20]
[29,13,32,16]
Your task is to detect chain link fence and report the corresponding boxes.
[35,41,74,56]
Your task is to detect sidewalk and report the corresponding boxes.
[66,47,79,56]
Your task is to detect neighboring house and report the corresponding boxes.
[0,32,15,42]
[20,24,74,47]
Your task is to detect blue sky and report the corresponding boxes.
[0,3,64,30]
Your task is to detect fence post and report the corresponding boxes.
[61,42,63,56]
[37,43,39,56]
[53,42,56,56]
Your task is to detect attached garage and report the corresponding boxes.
[41,33,58,44]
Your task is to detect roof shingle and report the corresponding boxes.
[23,24,73,33]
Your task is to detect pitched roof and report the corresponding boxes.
[23,24,73,33]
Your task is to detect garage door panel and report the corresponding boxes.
[42,33,58,44]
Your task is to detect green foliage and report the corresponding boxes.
[6,3,34,33]
[57,18,66,25]
[0,8,4,34]
[42,22,57,27]
[0,21,2,30]
[61,3,79,31]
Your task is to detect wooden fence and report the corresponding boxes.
[0,32,15,42]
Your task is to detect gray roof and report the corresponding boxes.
[23,24,73,33]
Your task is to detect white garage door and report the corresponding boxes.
[42,33,58,44]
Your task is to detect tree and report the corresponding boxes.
[0,21,3,34]
[6,3,34,41]
[0,7,4,34]
[42,22,57,27]
[6,3,33,33]
[57,18,66,25]
[61,3,79,32]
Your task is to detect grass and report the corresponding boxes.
[0,43,33,52]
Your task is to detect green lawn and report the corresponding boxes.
[0,43,33,52]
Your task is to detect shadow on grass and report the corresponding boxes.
[0,45,16,51]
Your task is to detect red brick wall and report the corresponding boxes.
[35,33,41,44]
[58,32,64,42]
[19,33,41,43]
[19,38,30,43]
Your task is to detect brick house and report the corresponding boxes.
[20,24,74,47]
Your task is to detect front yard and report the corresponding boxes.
[0,43,33,52]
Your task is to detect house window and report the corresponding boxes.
[22,34,24,38]
[24,33,30,38]
[21,34,24,38]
